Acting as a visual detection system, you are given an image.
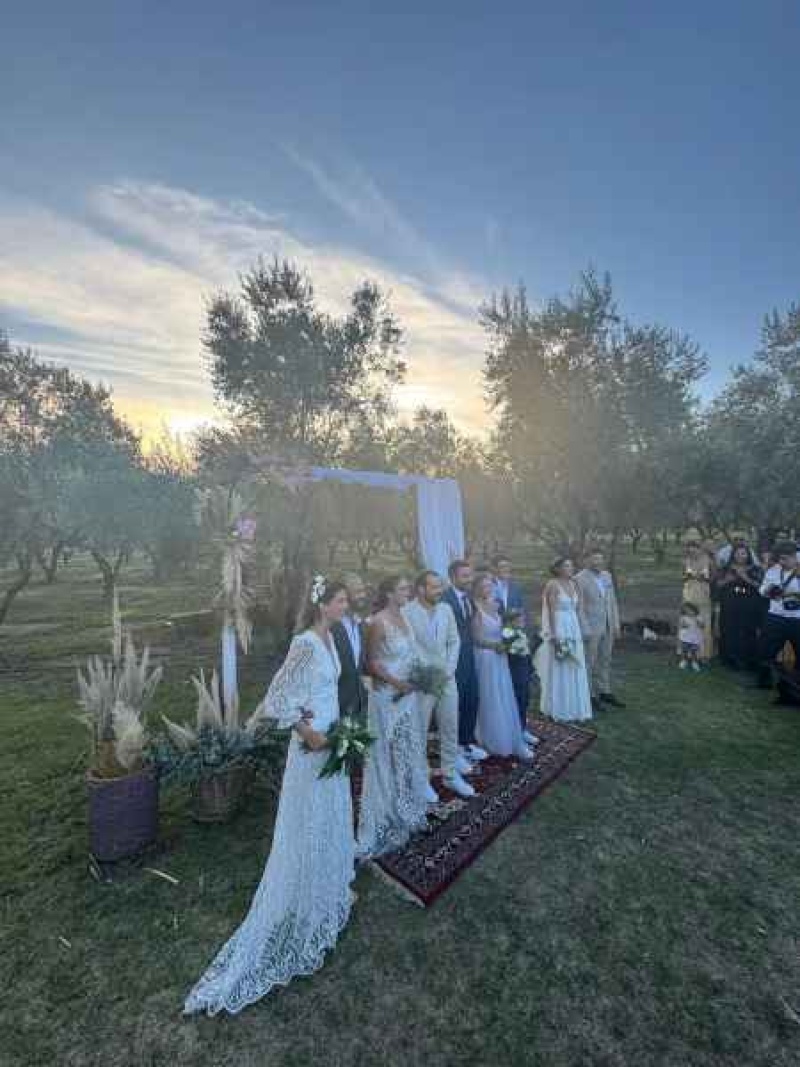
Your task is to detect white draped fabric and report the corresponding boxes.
[309,467,465,577]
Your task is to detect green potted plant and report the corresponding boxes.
[76,594,163,862]
[158,670,272,823]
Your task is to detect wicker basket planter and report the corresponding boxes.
[87,765,159,862]
[190,765,254,824]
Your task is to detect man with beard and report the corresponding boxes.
[443,559,488,766]
[331,572,369,726]
[404,570,476,800]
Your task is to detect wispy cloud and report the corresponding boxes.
[0,178,488,439]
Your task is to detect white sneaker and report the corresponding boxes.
[455,754,475,776]
[443,773,476,799]
[468,744,488,762]
[522,730,537,745]
[425,783,440,805]
[679,661,688,670]
[692,662,701,673]
[515,745,534,762]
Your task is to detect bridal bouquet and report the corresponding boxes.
[393,659,449,702]
[501,624,530,657]
[553,637,578,662]
[305,716,375,779]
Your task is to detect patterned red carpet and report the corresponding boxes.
[372,717,596,906]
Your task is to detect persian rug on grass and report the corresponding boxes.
[368,717,596,907]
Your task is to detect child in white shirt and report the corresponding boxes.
[679,602,704,672]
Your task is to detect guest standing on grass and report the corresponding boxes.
[678,602,705,672]
[534,558,593,723]
[443,560,489,766]
[757,542,800,691]
[472,575,535,759]
[184,578,354,1017]
[356,576,430,859]
[576,547,625,709]
[681,531,715,662]
[403,571,476,800]
[715,545,763,672]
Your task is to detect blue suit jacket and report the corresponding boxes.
[492,578,526,617]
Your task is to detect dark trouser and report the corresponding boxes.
[757,615,800,686]
[718,599,762,670]
[456,655,479,747]
[509,654,533,729]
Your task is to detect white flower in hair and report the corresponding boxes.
[310,574,328,605]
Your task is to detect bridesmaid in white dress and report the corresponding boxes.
[539,559,597,725]
[535,558,593,723]
[472,576,535,759]
[356,575,430,859]
[184,579,355,1016]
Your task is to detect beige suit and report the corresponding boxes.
[403,599,460,779]
[576,568,621,698]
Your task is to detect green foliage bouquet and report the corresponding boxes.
[303,716,375,779]
[393,659,450,703]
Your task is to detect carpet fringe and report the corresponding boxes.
[368,860,426,908]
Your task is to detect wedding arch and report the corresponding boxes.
[219,464,466,714]
[307,466,466,577]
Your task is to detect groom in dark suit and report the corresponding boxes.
[443,560,487,764]
[330,572,369,726]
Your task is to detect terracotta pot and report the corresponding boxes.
[87,765,159,862]
[190,765,254,824]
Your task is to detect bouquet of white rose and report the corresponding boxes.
[501,624,531,657]
[553,637,578,662]
[304,716,375,779]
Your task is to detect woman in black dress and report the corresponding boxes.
[715,544,764,671]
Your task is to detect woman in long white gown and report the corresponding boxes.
[356,576,430,859]
[535,558,593,723]
[184,579,355,1016]
[472,576,535,759]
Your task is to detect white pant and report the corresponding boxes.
[418,681,459,779]
[584,627,614,697]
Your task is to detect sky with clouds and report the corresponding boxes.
[3,1,800,440]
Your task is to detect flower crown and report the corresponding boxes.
[309,574,328,605]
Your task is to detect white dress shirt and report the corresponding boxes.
[760,566,800,619]
[341,614,362,663]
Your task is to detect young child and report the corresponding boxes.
[678,602,704,672]
[504,606,536,741]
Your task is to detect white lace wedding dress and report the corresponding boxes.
[474,608,533,757]
[535,585,593,723]
[184,630,355,1016]
[356,618,429,859]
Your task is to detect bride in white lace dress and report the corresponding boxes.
[356,576,429,859]
[534,558,593,723]
[184,579,355,1016]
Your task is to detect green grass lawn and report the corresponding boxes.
[3,550,800,1066]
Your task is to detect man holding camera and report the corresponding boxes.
[758,541,800,690]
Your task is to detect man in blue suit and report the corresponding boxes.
[443,560,487,764]
[491,555,526,618]
[492,555,537,745]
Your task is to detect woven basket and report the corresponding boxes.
[87,766,159,862]
[191,765,253,824]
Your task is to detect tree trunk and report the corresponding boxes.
[91,550,126,602]
[609,528,621,577]
[650,532,667,565]
[0,551,34,625]
[36,542,66,584]
[357,541,371,574]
